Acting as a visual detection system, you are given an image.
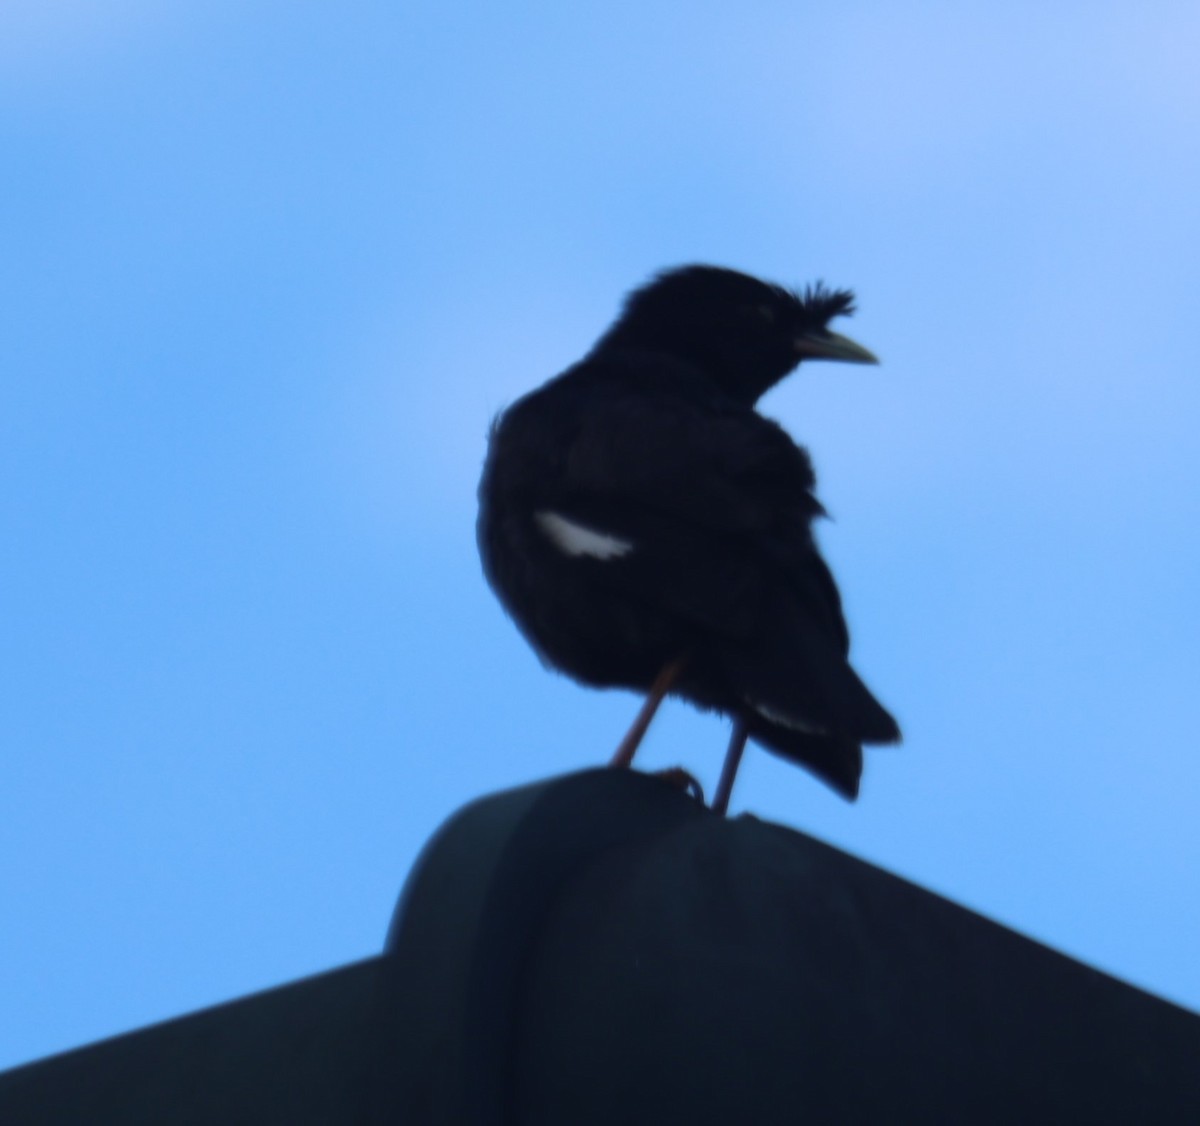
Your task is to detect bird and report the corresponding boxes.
[477,264,899,813]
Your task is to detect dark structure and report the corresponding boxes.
[2,769,1198,1123]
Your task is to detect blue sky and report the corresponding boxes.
[2,2,1198,1069]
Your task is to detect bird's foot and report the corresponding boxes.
[650,766,705,804]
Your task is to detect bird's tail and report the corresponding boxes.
[743,721,864,800]
[721,641,901,747]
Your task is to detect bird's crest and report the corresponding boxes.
[791,282,856,323]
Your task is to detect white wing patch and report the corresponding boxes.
[745,698,827,736]
[535,510,634,560]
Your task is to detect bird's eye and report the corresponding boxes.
[754,304,776,325]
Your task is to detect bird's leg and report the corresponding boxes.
[711,722,749,816]
[609,657,687,769]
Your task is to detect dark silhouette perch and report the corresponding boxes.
[2,769,1198,1124]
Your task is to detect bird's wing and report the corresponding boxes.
[547,384,900,742]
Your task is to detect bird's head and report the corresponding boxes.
[595,264,878,405]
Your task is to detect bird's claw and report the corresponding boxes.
[650,766,705,804]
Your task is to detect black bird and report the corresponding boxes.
[477,265,899,811]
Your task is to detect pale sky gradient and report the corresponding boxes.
[2,2,1198,1069]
